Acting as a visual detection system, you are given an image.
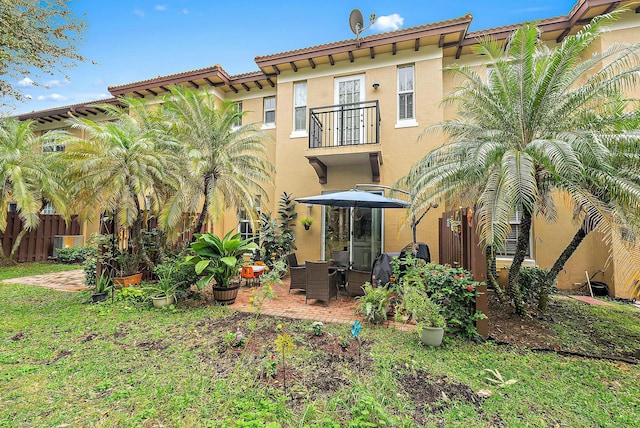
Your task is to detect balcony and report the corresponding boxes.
[307,100,382,184]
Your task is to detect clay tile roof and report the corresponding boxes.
[15,97,120,120]
[108,64,228,92]
[466,14,567,39]
[255,14,473,63]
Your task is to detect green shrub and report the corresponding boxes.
[392,256,485,338]
[153,257,199,296]
[55,246,89,264]
[82,246,99,287]
[519,266,555,305]
[355,282,392,324]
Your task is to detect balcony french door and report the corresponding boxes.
[334,75,365,146]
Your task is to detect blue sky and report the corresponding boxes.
[7,0,578,115]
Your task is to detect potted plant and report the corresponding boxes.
[300,216,314,230]
[92,273,112,303]
[397,285,446,346]
[354,282,392,324]
[144,264,179,308]
[112,250,143,288]
[184,230,259,305]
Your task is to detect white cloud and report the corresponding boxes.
[93,78,104,87]
[154,5,166,11]
[45,79,70,88]
[182,8,189,14]
[371,14,404,32]
[18,77,35,87]
[25,94,33,100]
[133,9,145,18]
[37,94,67,102]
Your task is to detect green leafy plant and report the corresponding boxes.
[224,331,247,347]
[274,333,295,393]
[144,264,179,299]
[259,192,297,270]
[519,266,556,310]
[355,282,392,324]
[299,216,314,228]
[184,230,259,289]
[391,256,485,338]
[262,354,278,378]
[153,259,198,296]
[310,321,324,336]
[55,246,88,264]
[93,273,112,294]
[338,335,350,349]
[396,285,445,330]
[115,250,142,276]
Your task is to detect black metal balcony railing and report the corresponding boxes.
[309,100,380,149]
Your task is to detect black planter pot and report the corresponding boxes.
[91,292,108,303]
[590,281,608,296]
[212,283,241,305]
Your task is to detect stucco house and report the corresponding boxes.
[15,0,640,298]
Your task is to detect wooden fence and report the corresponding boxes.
[438,207,488,338]
[0,212,81,262]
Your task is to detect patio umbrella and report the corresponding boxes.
[295,189,410,209]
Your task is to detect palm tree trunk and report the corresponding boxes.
[192,176,211,241]
[539,217,594,311]
[8,229,29,262]
[486,245,506,302]
[507,210,532,315]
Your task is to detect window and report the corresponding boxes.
[7,202,17,213]
[42,131,64,152]
[497,211,531,258]
[264,96,276,125]
[293,82,307,131]
[232,102,243,129]
[41,202,55,215]
[398,65,414,121]
[238,196,261,244]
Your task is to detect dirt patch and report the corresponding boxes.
[400,370,482,426]
[11,332,24,341]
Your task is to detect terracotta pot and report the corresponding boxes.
[113,272,143,288]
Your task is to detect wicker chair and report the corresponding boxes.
[305,260,338,306]
[345,267,371,297]
[286,253,306,293]
[330,250,350,267]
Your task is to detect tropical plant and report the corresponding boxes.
[355,282,392,324]
[160,85,274,238]
[259,192,297,269]
[57,97,184,270]
[0,118,65,264]
[114,250,141,277]
[184,230,259,289]
[153,257,199,295]
[93,273,113,294]
[398,11,640,314]
[144,264,179,299]
[396,285,445,329]
[518,266,556,310]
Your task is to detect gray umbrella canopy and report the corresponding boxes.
[295,189,410,209]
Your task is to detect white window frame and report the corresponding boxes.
[232,102,243,130]
[41,202,55,215]
[238,196,261,244]
[291,82,307,138]
[396,64,418,128]
[497,211,532,259]
[42,130,65,152]
[262,96,276,129]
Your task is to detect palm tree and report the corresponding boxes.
[398,12,640,314]
[160,85,274,238]
[58,97,184,268]
[0,118,65,264]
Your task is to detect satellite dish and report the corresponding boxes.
[349,9,364,35]
[349,9,375,47]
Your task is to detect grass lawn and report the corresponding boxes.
[1,264,639,427]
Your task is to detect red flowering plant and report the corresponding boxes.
[391,255,486,339]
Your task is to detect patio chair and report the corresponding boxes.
[240,266,257,287]
[305,260,338,306]
[345,267,371,297]
[286,253,306,293]
[330,250,350,267]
